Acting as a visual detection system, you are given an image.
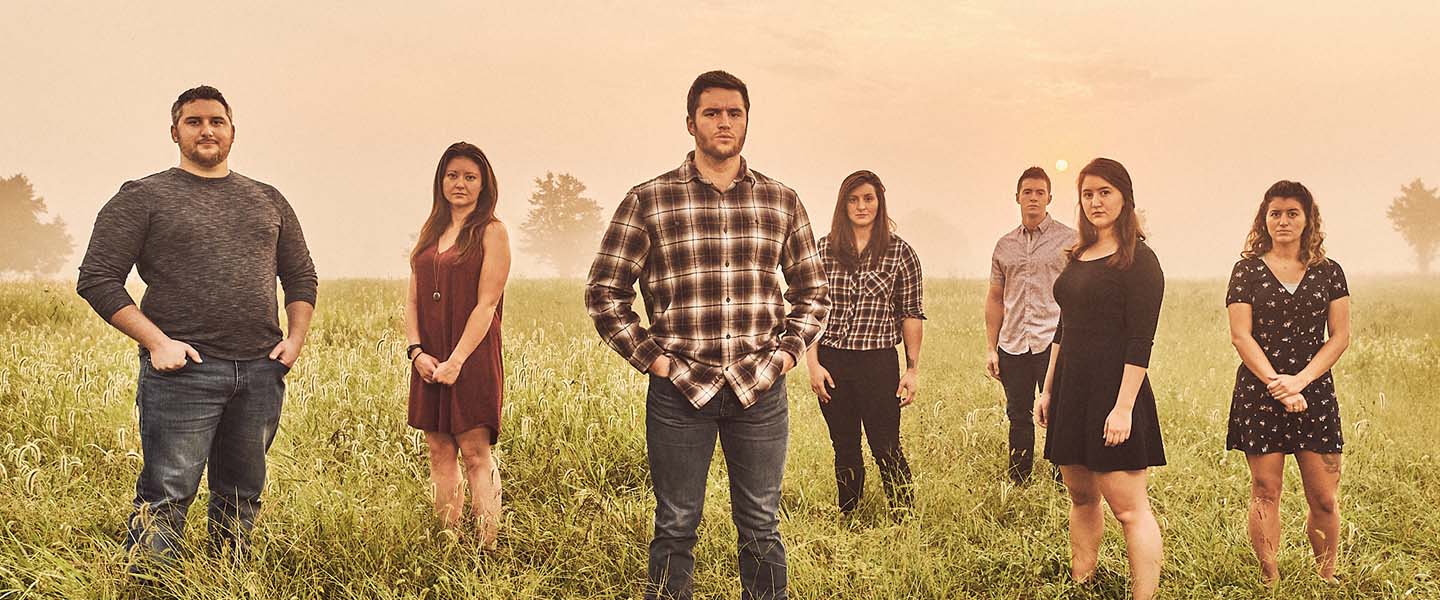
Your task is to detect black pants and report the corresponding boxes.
[817,346,913,513]
[998,347,1051,483]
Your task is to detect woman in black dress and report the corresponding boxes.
[1226,180,1350,584]
[1035,158,1164,600]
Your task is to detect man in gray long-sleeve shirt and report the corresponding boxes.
[76,85,316,561]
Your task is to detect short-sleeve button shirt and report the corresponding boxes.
[990,214,1076,354]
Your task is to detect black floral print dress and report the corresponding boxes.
[1225,257,1349,454]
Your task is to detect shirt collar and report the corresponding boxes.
[676,150,755,185]
[1021,213,1054,235]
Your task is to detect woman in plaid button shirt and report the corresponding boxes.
[806,170,926,515]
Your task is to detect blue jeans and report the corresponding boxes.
[645,374,789,600]
[127,352,287,558]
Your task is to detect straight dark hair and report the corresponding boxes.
[411,142,499,264]
[686,70,750,119]
[1242,180,1327,267]
[1069,157,1145,269]
[829,170,895,272]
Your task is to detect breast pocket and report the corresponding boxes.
[858,270,894,298]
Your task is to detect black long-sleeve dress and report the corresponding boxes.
[1043,242,1166,472]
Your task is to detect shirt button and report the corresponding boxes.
[725,333,732,339]
[725,261,730,267]
[725,297,731,303]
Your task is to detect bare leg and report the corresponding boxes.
[457,427,501,549]
[1097,469,1163,600]
[1296,451,1341,582]
[1244,453,1286,584]
[1060,465,1103,583]
[425,432,463,529]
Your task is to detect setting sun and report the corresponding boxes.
[1056,159,1069,172]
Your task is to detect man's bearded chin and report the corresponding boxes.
[186,145,229,168]
[701,135,744,162]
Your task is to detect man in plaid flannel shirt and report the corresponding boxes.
[585,70,829,600]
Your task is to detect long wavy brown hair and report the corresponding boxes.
[1241,180,1327,267]
[411,142,499,264]
[1069,157,1146,270]
[829,170,895,272]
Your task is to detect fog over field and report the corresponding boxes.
[2,2,1438,279]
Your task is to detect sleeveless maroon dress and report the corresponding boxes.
[408,243,504,444]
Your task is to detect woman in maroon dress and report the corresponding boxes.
[404,142,511,548]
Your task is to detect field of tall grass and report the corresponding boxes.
[2,277,1437,599]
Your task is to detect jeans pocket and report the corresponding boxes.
[143,358,189,377]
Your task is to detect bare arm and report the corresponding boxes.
[405,268,440,382]
[901,317,924,371]
[806,342,834,402]
[1227,302,1281,382]
[984,281,1004,379]
[433,222,511,384]
[108,305,171,350]
[1268,297,1352,400]
[108,305,202,369]
[1299,297,1351,383]
[1041,342,1060,396]
[895,317,924,406]
[405,272,422,347]
[448,223,511,363]
[268,300,314,367]
[1113,365,1148,413]
[1035,341,1060,427]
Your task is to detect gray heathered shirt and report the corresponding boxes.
[77,168,318,360]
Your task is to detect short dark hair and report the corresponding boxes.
[1016,166,1051,194]
[686,70,749,119]
[171,85,232,126]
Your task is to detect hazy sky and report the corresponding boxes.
[3,2,1438,279]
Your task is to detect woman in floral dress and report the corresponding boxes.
[1226,180,1351,584]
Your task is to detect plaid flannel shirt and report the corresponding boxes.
[585,152,830,408]
[817,233,926,350]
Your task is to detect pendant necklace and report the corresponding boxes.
[432,242,443,302]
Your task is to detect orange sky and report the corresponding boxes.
[3,2,1438,278]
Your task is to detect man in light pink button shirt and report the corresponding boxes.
[985,166,1077,484]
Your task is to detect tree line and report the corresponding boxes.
[4,171,1440,277]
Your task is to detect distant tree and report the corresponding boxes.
[0,173,74,276]
[1387,178,1440,274]
[520,172,604,277]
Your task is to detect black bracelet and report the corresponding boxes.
[406,344,424,361]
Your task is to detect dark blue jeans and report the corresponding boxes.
[127,351,287,558]
[645,374,789,600]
